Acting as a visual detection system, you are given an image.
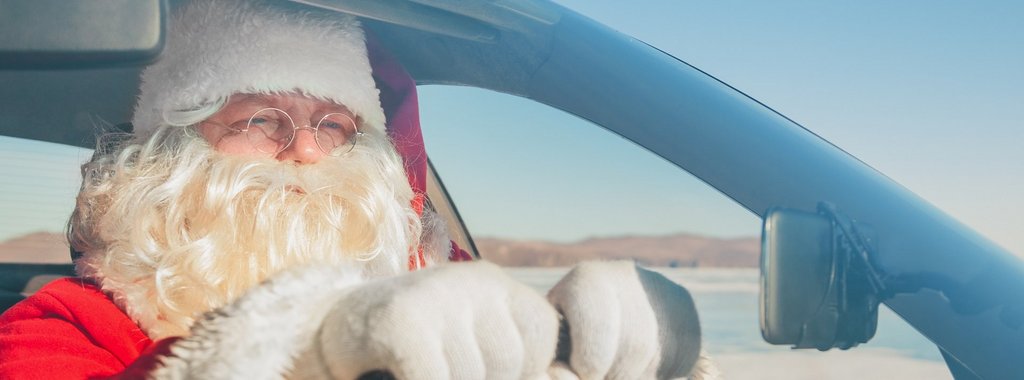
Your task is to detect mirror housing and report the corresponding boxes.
[760,206,882,350]
[0,0,165,69]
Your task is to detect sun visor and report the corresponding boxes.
[0,0,165,69]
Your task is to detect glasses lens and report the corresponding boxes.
[247,108,293,154]
[315,113,359,156]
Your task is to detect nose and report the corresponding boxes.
[275,127,325,164]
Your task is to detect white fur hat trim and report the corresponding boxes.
[132,0,385,136]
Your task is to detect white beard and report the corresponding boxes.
[71,126,443,340]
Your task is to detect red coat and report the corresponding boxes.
[0,278,173,379]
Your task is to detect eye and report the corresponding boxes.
[232,115,276,132]
[227,113,277,131]
[247,108,289,134]
[317,113,356,133]
[320,120,343,130]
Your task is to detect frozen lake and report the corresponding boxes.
[506,267,952,379]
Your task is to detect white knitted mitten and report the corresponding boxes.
[547,261,706,380]
[311,261,560,380]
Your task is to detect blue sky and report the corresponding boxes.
[1,1,1021,257]
[418,0,1024,255]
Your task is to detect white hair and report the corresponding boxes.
[70,118,447,339]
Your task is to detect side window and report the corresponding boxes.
[418,85,950,378]
[419,85,762,265]
[0,137,89,264]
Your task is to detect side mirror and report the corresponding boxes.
[760,205,884,350]
[0,0,166,69]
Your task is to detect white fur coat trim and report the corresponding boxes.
[150,264,365,379]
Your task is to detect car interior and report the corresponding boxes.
[2,1,1020,378]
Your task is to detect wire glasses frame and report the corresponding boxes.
[211,107,363,156]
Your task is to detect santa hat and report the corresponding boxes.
[131,0,385,136]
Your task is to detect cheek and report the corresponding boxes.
[213,139,262,156]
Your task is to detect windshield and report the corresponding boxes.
[551,0,1024,257]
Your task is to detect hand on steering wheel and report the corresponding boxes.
[547,261,704,379]
[310,261,560,380]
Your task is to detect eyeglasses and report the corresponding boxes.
[206,107,363,156]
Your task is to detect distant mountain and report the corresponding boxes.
[0,231,72,264]
[476,233,760,267]
[0,231,761,267]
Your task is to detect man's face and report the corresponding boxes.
[197,93,361,164]
[72,92,421,338]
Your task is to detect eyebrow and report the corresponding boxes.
[227,94,276,108]
[226,94,353,115]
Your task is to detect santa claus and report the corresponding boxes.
[0,1,715,379]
